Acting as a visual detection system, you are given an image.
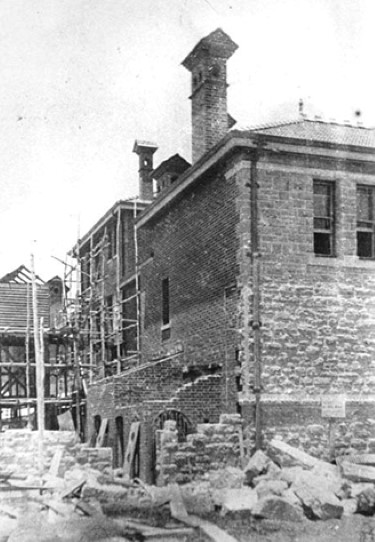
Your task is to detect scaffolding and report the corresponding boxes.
[0,278,78,433]
[66,199,143,382]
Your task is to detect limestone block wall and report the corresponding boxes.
[156,413,243,485]
[0,429,112,480]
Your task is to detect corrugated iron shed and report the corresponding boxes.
[0,283,50,333]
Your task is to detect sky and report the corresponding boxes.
[0,0,375,280]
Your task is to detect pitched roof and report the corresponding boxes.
[0,265,44,285]
[152,154,191,179]
[0,283,50,333]
[244,117,375,149]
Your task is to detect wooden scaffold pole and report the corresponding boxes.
[31,253,44,471]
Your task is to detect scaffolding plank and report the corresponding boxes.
[123,422,140,479]
[96,418,108,448]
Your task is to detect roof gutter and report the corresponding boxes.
[137,131,375,228]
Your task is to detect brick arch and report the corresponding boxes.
[153,408,194,443]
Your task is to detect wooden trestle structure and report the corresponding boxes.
[0,273,87,439]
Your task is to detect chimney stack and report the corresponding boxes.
[133,140,158,200]
[182,28,238,163]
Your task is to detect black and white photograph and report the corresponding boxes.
[0,1,375,540]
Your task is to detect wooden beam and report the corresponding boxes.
[31,253,44,473]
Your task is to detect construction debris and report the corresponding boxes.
[5,431,375,541]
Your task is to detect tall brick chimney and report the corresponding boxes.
[182,28,238,163]
[133,140,158,200]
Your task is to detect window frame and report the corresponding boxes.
[313,180,336,257]
[161,277,170,340]
[357,184,375,259]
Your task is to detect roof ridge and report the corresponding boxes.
[236,116,375,133]
[239,117,303,132]
[302,116,374,130]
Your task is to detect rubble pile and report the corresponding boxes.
[3,427,375,541]
[216,439,375,523]
[156,414,243,485]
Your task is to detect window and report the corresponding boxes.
[357,185,375,258]
[162,278,170,326]
[313,181,335,256]
[107,223,117,260]
[161,278,170,340]
[122,281,138,355]
[105,295,113,336]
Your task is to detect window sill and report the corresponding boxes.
[161,323,171,342]
[307,254,375,268]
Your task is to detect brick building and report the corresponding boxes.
[85,28,375,480]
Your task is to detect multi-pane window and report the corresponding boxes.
[357,185,375,258]
[313,181,335,256]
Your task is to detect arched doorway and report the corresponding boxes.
[153,408,193,442]
[151,409,194,483]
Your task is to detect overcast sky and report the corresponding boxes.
[0,0,374,280]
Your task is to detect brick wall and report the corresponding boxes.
[138,167,239,412]
[86,354,224,482]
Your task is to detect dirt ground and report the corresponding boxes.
[102,506,375,542]
[4,504,375,541]
[207,514,375,542]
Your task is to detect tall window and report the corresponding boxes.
[162,278,170,326]
[313,181,335,256]
[357,185,375,258]
[107,223,117,260]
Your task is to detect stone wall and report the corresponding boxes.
[86,355,225,483]
[155,413,243,485]
[236,152,375,457]
[0,429,112,480]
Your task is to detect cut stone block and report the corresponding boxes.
[208,467,245,489]
[341,498,357,516]
[255,479,288,499]
[221,487,258,515]
[341,461,375,483]
[244,450,271,485]
[293,485,343,520]
[252,495,304,522]
[269,439,329,470]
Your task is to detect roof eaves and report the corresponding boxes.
[75,198,151,253]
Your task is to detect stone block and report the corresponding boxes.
[269,438,328,469]
[293,485,343,520]
[356,486,375,515]
[279,466,305,486]
[219,413,242,425]
[341,498,357,516]
[180,482,214,515]
[244,450,271,485]
[341,461,375,483]
[208,467,245,489]
[255,479,288,499]
[221,487,258,515]
[252,496,304,522]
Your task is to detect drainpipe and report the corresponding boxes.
[250,147,262,450]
